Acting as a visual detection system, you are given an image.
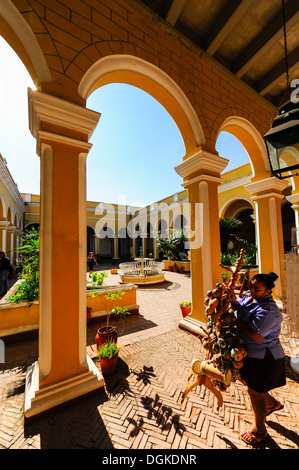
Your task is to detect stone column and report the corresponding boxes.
[25,89,103,419]
[245,177,288,298]
[6,225,15,262]
[175,150,228,335]
[113,236,119,259]
[286,193,299,240]
[132,236,136,258]
[152,230,158,259]
[0,221,9,252]
[13,229,22,263]
[141,233,147,257]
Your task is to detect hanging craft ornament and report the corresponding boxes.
[181,249,247,409]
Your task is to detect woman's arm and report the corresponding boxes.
[234,318,264,342]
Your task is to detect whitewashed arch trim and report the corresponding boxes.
[79,54,204,147]
[0,0,51,84]
[216,116,271,176]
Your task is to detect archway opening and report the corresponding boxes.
[86,83,186,207]
[216,131,250,173]
[0,36,39,195]
[86,82,187,260]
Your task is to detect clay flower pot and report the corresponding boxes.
[95,326,117,348]
[180,302,192,317]
[97,339,119,376]
[99,355,118,376]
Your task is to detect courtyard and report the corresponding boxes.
[1,266,299,450]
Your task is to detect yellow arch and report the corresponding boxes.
[216,116,270,182]
[0,1,51,87]
[78,55,205,158]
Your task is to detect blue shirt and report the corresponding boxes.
[236,293,285,360]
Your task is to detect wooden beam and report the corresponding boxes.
[256,45,299,96]
[233,0,299,78]
[165,0,189,25]
[204,0,255,56]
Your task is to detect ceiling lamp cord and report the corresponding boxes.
[270,0,291,126]
[282,0,290,92]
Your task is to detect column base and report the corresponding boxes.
[178,315,207,338]
[24,354,104,419]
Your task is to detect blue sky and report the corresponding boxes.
[0,36,249,207]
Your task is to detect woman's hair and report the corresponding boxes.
[251,272,278,290]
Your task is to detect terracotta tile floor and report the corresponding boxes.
[1,266,299,449]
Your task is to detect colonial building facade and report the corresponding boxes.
[20,162,295,263]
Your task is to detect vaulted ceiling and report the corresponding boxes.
[131,0,299,106]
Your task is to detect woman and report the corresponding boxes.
[87,252,98,277]
[231,272,286,445]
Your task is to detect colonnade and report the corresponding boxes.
[22,86,299,419]
[0,221,23,262]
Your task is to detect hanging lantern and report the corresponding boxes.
[263,101,299,179]
[263,0,299,180]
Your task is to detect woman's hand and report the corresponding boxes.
[230,295,239,310]
[234,318,264,342]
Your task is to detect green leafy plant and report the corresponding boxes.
[180,301,191,307]
[97,338,119,359]
[219,217,243,252]
[88,270,108,287]
[157,229,189,261]
[219,217,257,267]
[8,228,40,304]
[103,290,130,334]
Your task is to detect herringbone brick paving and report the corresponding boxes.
[1,269,299,449]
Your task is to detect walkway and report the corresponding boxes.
[1,268,299,450]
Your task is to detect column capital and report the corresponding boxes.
[245,177,288,197]
[28,88,100,154]
[286,193,299,206]
[0,220,10,228]
[175,150,229,182]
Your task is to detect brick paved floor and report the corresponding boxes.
[1,268,299,449]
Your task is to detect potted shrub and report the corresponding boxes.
[97,338,119,376]
[95,290,130,347]
[180,301,191,317]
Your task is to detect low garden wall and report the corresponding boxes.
[163,260,190,272]
[0,282,139,340]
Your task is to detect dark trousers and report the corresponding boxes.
[0,269,9,296]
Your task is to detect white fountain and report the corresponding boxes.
[119,258,165,285]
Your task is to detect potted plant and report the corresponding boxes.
[97,338,119,376]
[95,290,130,347]
[173,263,179,272]
[168,265,173,272]
[180,301,191,317]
